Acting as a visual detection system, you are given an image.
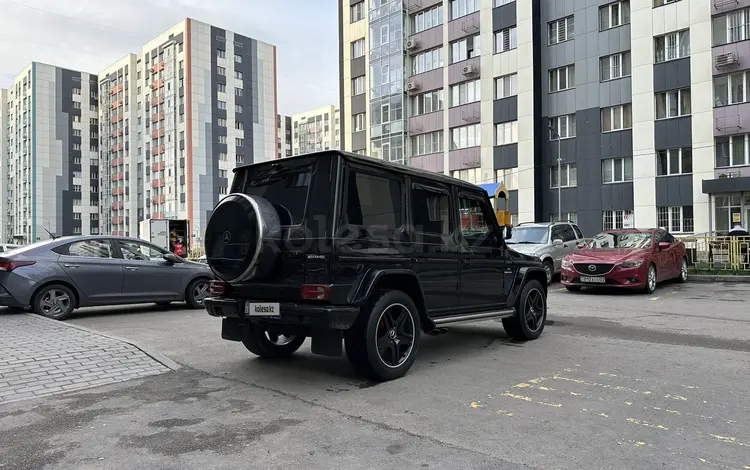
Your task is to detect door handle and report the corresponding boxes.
[461,259,468,264]
[125,266,139,271]
[63,264,80,268]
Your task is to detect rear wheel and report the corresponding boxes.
[185,278,210,309]
[502,280,546,341]
[644,264,657,294]
[345,290,421,382]
[242,324,306,358]
[33,284,76,320]
[677,258,688,282]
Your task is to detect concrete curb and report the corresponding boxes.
[688,275,750,283]
[23,313,181,371]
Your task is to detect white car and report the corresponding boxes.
[0,244,22,253]
[197,255,207,264]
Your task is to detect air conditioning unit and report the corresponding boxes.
[406,82,420,92]
[715,52,739,68]
[405,39,418,50]
[461,64,477,76]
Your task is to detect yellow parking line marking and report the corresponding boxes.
[710,434,750,448]
[502,392,562,408]
[552,375,652,395]
[664,394,688,401]
[470,401,483,408]
[555,287,566,292]
[649,296,660,301]
[626,417,668,430]
[495,409,514,417]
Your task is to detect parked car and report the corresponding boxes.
[0,244,22,253]
[203,150,548,382]
[559,228,688,294]
[197,255,207,264]
[506,221,586,285]
[0,235,214,320]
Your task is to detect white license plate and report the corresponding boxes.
[244,302,280,317]
[580,276,606,284]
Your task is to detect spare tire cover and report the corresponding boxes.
[204,193,282,283]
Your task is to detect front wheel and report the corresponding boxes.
[643,264,657,294]
[242,324,306,358]
[502,279,547,341]
[345,290,421,382]
[33,284,76,320]
[677,258,688,283]
[542,260,554,286]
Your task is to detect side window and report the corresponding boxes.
[119,240,165,261]
[67,240,113,258]
[653,230,665,244]
[344,170,403,239]
[572,224,584,239]
[550,225,564,242]
[662,232,675,244]
[560,225,577,242]
[458,196,490,238]
[411,186,452,246]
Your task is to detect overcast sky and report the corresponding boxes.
[0,0,338,115]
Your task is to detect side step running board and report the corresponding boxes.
[433,309,515,326]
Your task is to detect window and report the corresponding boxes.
[217,83,226,93]
[217,100,226,110]
[236,121,244,130]
[234,71,243,80]
[714,72,749,107]
[236,104,244,113]
[217,118,227,127]
[217,66,225,76]
[549,65,575,92]
[236,138,244,146]
[413,48,444,74]
[352,113,366,132]
[351,38,365,58]
[411,185,451,245]
[715,134,750,167]
[67,240,112,258]
[413,5,443,33]
[654,30,690,63]
[599,1,630,30]
[551,224,577,243]
[451,168,482,184]
[657,148,692,175]
[235,87,243,97]
[495,121,518,146]
[218,135,227,144]
[219,152,228,161]
[411,89,444,116]
[495,0,515,5]
[352,76,366,95]
[655,88,691,119]
[549,16,575,45]
[494,27,517,53]
[344,171,402,238]
[549,115,576,139]
[237,154,245,163]
[601,104,632,132]
[450,124,481,149]
[234,53,242,63]
[602,157,633,183]
[450,35,480,63]
[119,241,165,261]
[497,168,518,191]
[73,185,81,192]
[237,161,313,225]
[450,80,480,106]
[411,130,444,156]
[550,212,578,224]
[602,210,633,230]
[657,206,694,233]
[654,0,681,6]
[351,2,364,22]
[217,49,225,59]
[495,74,517,99]
[450,0,479,20]
[458,196,490,240]
[600,52,631,81]
[713,9,750,45]
[550,163,577,188]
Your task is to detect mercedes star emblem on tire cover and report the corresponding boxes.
[222,231,231,244]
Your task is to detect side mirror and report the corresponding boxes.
[576,243,586,249]
[163,253,183,263]
[658,241,670,250]
[552,238,563,246]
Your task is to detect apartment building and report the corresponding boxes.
[99,18,277,240]
[338,0,721,236]
[0,89,8,236]
[277,114,292,158]
[291,105,341,155]
[2,63,100,244]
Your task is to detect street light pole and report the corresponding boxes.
[548,125,562,223]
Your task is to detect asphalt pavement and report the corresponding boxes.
[1,280,749,470]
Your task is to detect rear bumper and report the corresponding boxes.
[204,297,361,331]
[0,292,25,308]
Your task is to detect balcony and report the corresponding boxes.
[713,0,745,14]
[712,40,750,76]
[150,79,164,90]
[110,156,124,167]
[110,114,122,123]
[151,62,165,74]
[410,153,444,173]
[151,178,165,188]
[151,112,165,123]
[448,147,481,172]
[109,83,123,95]
[110,172,124,182]
[151,161,165,172]
[714,101,750,135]
[151,95,165,106]
[110,128,122,138]
[448,10,480,42]
[112,216,123,225]
[110,143,123,153]
[112,201,123,210]
[110,99,123,109]
[151,145,164,155]
[151,212,164,219]
[112,187,124,196]
[448,57,480,86]
[151,194,166,205]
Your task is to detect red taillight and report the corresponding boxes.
[300,284,330,301]
[209,280,228,295]
[0,259,35,272]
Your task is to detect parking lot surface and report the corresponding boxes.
[1,281,748,470]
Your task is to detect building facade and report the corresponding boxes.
[338,0,721,236]
[291,105,341,155]
[277,114,292,158]
[98,18,277,241]
[2,63,100,244]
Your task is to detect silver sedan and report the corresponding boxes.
[0,235,213,320]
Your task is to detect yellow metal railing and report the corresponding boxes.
[676,234,750,271]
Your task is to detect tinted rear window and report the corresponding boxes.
[233,161,314,225]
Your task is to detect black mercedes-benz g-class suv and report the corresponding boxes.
[204,150,548,382]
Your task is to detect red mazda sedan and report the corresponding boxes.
[560,228,688,294]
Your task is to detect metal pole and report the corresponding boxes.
[557,135,562,223]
